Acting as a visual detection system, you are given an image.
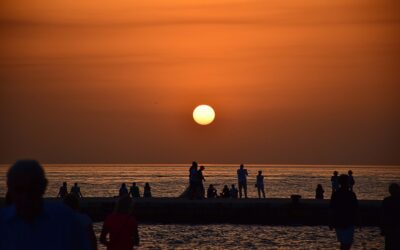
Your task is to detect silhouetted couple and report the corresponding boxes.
[183,161,205,199]
[57,182,83,198]
[331,170,355,195]
[329,174,359,250]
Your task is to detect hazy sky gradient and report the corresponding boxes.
[1,0,399,164]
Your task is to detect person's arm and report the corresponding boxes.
[79,189,83,198]
[57,189,61,198]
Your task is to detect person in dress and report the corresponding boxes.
[100,196,139,250]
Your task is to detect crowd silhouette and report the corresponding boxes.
[1,160,399,250]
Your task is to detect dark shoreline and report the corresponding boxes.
[1,197,382,226]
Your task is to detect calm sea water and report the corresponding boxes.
[92,224,384,250]
[1,164,395,249]
[0,164,399,199]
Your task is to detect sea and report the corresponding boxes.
[1,164,399,249]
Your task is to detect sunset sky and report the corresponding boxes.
[0,0,399,164]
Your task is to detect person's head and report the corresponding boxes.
[121,183,126,188]
[388,183,400,196]
[348,170,353,176]
[132,182,136,186]
[224,185,228,189]
[63,182,67,187]
[209,184,213,188]
[63,193,80,211]
[317,184,322,189]
[145,182,150,187]
[200,165,205,171]
[7,160,48,221]
[231,184,235,188]
[74,183,78,187]
[258,170,262,175]
[114,195,132,214]
[240,164,244,169]
[192,161,198,167]
[333,171,338,176]
[338,174,349,189]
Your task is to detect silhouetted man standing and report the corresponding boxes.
[0,160,90,250]
[329,174,358,250]
[237,164,248,198]
[381,183,400,250]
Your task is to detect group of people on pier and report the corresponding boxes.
[183,162,266,199]
[1,160,400,250]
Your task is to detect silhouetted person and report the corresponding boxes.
[230,184,238,199]
[256,170,266,198]
[348,170,355,191]
[100,196,139,250]
[129,182,140,198]
[189,162,198,199]
[64,194,97,250]
[221,185,230,198]
[71,182,83,198]
[315,184,325,200]
[331,171,339,194]
[197,165,206,199]
[119,183,128,197]
[143,183,152,198]
[207,184,217,198]
[380,183,400,250]
[237,164,248,198]
[329,174,359,250]
[0,160,90,250]
[57,182,68,198]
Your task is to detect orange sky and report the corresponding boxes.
[0,0,399,164]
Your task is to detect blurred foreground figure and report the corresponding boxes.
[0,160,90,250]
[329,174,359,250]
[380,183,400,250]
[100,196,140,250]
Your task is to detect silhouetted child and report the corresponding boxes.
[119,183,128,197]
[57,182,68,198]
[329,174,358,250]
[129,182,141,198]
[189,162,198,199]
[331,171,339,193]
[70,182,83,198]
[256,170,266,198]
[221,185,230,198]
[144,183,152,198]
[380,183,400,250]
[348,170,355,191]
[207,184,217,198]
[315,184,324,200]
[230,184,238,199]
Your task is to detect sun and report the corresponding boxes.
[193,105,215,125]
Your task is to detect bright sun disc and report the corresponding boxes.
[193,105,215,125]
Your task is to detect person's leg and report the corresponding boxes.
[238,182,243,198]
[257,187,261,198]
[340,243,351,250]
[262,188,266,198]
[243,182,248,198]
